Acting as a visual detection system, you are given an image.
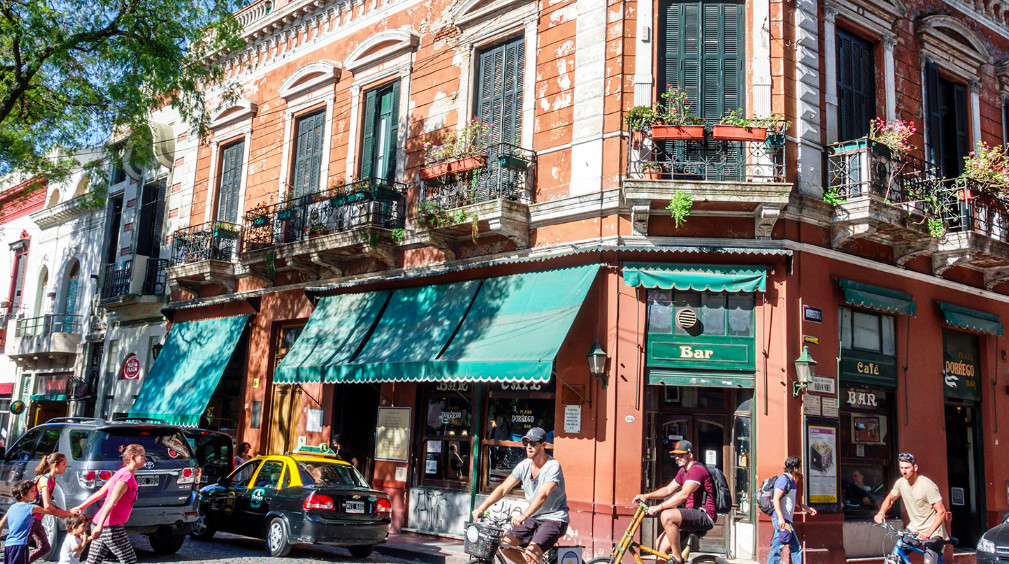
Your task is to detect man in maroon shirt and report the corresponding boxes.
[633,440,716,564]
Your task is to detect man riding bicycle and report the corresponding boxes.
[472,428,569,564]
[633,440,716,564]
[874,453,948,564]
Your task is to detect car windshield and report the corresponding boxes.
[296,461,369,488]
[94,429,192,462]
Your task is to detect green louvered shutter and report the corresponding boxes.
[475,36,524,199]
[216,140,244,223]
[361,82,400,182]
[385,81,400,182]
[291,110,325,198]
[360,88,378,180]
[953,83,969,177]
[925,61,942,169]
[836,29,875,142]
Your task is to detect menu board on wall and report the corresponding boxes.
[942,329,982,401]
[806,418,840,511]
[375,407,411,462]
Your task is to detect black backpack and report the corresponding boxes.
[757,474,791,515]
[704,465,733,514]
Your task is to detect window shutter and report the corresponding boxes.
[836,29,875,141]
[925,61,942,168]
[953,83,969,175]
[385,81,400,182]
[217,140,244,223]
[720,4,741,117]
[360,89,378,180]
[1003,98,1009,149]
[11,251,26,304]
[476,37,524,142]
[292,111,325,198]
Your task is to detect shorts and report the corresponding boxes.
[677,508,715,533]
[5,543,30,564]
[508,518,569,552]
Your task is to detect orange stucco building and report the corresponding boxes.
[150,0,1009,561]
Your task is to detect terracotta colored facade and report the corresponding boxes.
[162,0,1009,561]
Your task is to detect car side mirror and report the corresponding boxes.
[217,476,230,487]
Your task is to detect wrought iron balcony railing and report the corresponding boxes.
[827,138,944,210]
[241,178,407,254]
[944,178,1009,244]
[418,143,536,210]
[169,222,241,266]
[626,122,786,182]
[101,261,133,299]
[143,258,169,295]
[15,314,82,337]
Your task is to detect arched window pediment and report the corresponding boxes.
[452,0,533,27]
[277,62,342,100]
[344,31,418,75]
[210,98,259,130]
[917,15,992,79]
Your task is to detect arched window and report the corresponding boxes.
[46,190,60,209]
[61,262,80,316]
[33,267,48,317]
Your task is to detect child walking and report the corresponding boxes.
[1,480,69,564]
[58,514,90,564]
[30,453,70,562]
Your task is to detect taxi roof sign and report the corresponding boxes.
[292,444,336,456]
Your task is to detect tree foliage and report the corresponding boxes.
[0,0,245,184]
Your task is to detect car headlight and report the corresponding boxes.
[466,525,480,544]
[977,538,996,553]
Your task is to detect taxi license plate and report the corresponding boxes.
[138,475,159,487]
[345,501,365,514]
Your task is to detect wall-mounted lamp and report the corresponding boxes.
[151,342,164,361]
[792,345,817,397]
[587,339,608,389]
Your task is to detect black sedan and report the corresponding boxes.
[191,451,391,557]
[978,514,1009,564]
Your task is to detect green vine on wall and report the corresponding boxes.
[666,190,693,228]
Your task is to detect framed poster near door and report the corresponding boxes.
[805,416,841,513]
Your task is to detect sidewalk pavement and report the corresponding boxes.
[376,531,472,564]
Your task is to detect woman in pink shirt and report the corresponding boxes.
[71,444,144,564]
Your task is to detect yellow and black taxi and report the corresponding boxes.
[191,447,391,557]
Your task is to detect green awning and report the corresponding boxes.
[274,291,389,384]
[648,370,755,388]
[623,263,767,292]
[128,315,250,427]
[427,264,599,382]
[939,302,1003,336]
[838,279,916,316]
[338,281,482,382]
[30,395,67,402]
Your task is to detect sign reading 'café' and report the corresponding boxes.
[942,329,981,401]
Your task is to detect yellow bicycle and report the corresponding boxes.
[586,503,729,564]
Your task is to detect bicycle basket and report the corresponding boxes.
[465,522,505,559]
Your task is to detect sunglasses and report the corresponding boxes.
[522,439,542,447]
[898,453,916,464]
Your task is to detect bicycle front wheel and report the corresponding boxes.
[586,556,617,564]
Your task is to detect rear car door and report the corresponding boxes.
[1,427,44,497]
[92,426,198,510]
[246,459,285,532]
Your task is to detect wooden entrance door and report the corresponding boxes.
[267,385,301,455]
[651,413,732,554]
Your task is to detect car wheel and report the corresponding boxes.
[267,517,292,557]
[148,527,187,554]
[39,513,63,561]
[190,508,216,541]
[348,545,375,558]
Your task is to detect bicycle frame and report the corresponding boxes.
[607,503,676,564]
[881,524,943,564]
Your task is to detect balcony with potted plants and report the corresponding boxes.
[825,119,949,254]
[99,257,171,310]
[239,177,408,281]
[623,90,792,238]
[166,221,242,294]
[408,120,535,255]
[932,145,1009,287]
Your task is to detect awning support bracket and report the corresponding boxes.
[295,385,322,407]
[554,371,590,408]
[371,384,395,407]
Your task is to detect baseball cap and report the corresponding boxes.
[670,440,694,455]
[521,427,547,443]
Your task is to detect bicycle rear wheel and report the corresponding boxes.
[587,556,617,564]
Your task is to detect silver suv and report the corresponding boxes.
[0,418,200,559]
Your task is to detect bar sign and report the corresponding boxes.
[804,305,823,323]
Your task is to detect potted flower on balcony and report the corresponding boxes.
[641,163,664,180]
[961,143,1009,200]
[213,222,240,240]
[306,223,327,239]
[625,105,661,145]
[652,88,705,140]
[868,117,916,158]
[420,120,494,180]
[712,109,767,142]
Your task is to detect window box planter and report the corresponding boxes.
[642,164,664,180]
[651,125,706,141]
[277,208,296,221]
[419,163,450,181]
[765,132,786,147]
[711,125,767,142]
[251,216,270,227]
[214,228,239,240]
[498,155,530,170]
[447,154,488,174]
[308,230,328,239]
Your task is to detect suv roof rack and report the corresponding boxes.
[44,417,104,425]
[109,415,167,424]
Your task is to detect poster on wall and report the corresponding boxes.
[807,422,838,506]
[375,407,411,462]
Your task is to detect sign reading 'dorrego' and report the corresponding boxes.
[121,353,141,380]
